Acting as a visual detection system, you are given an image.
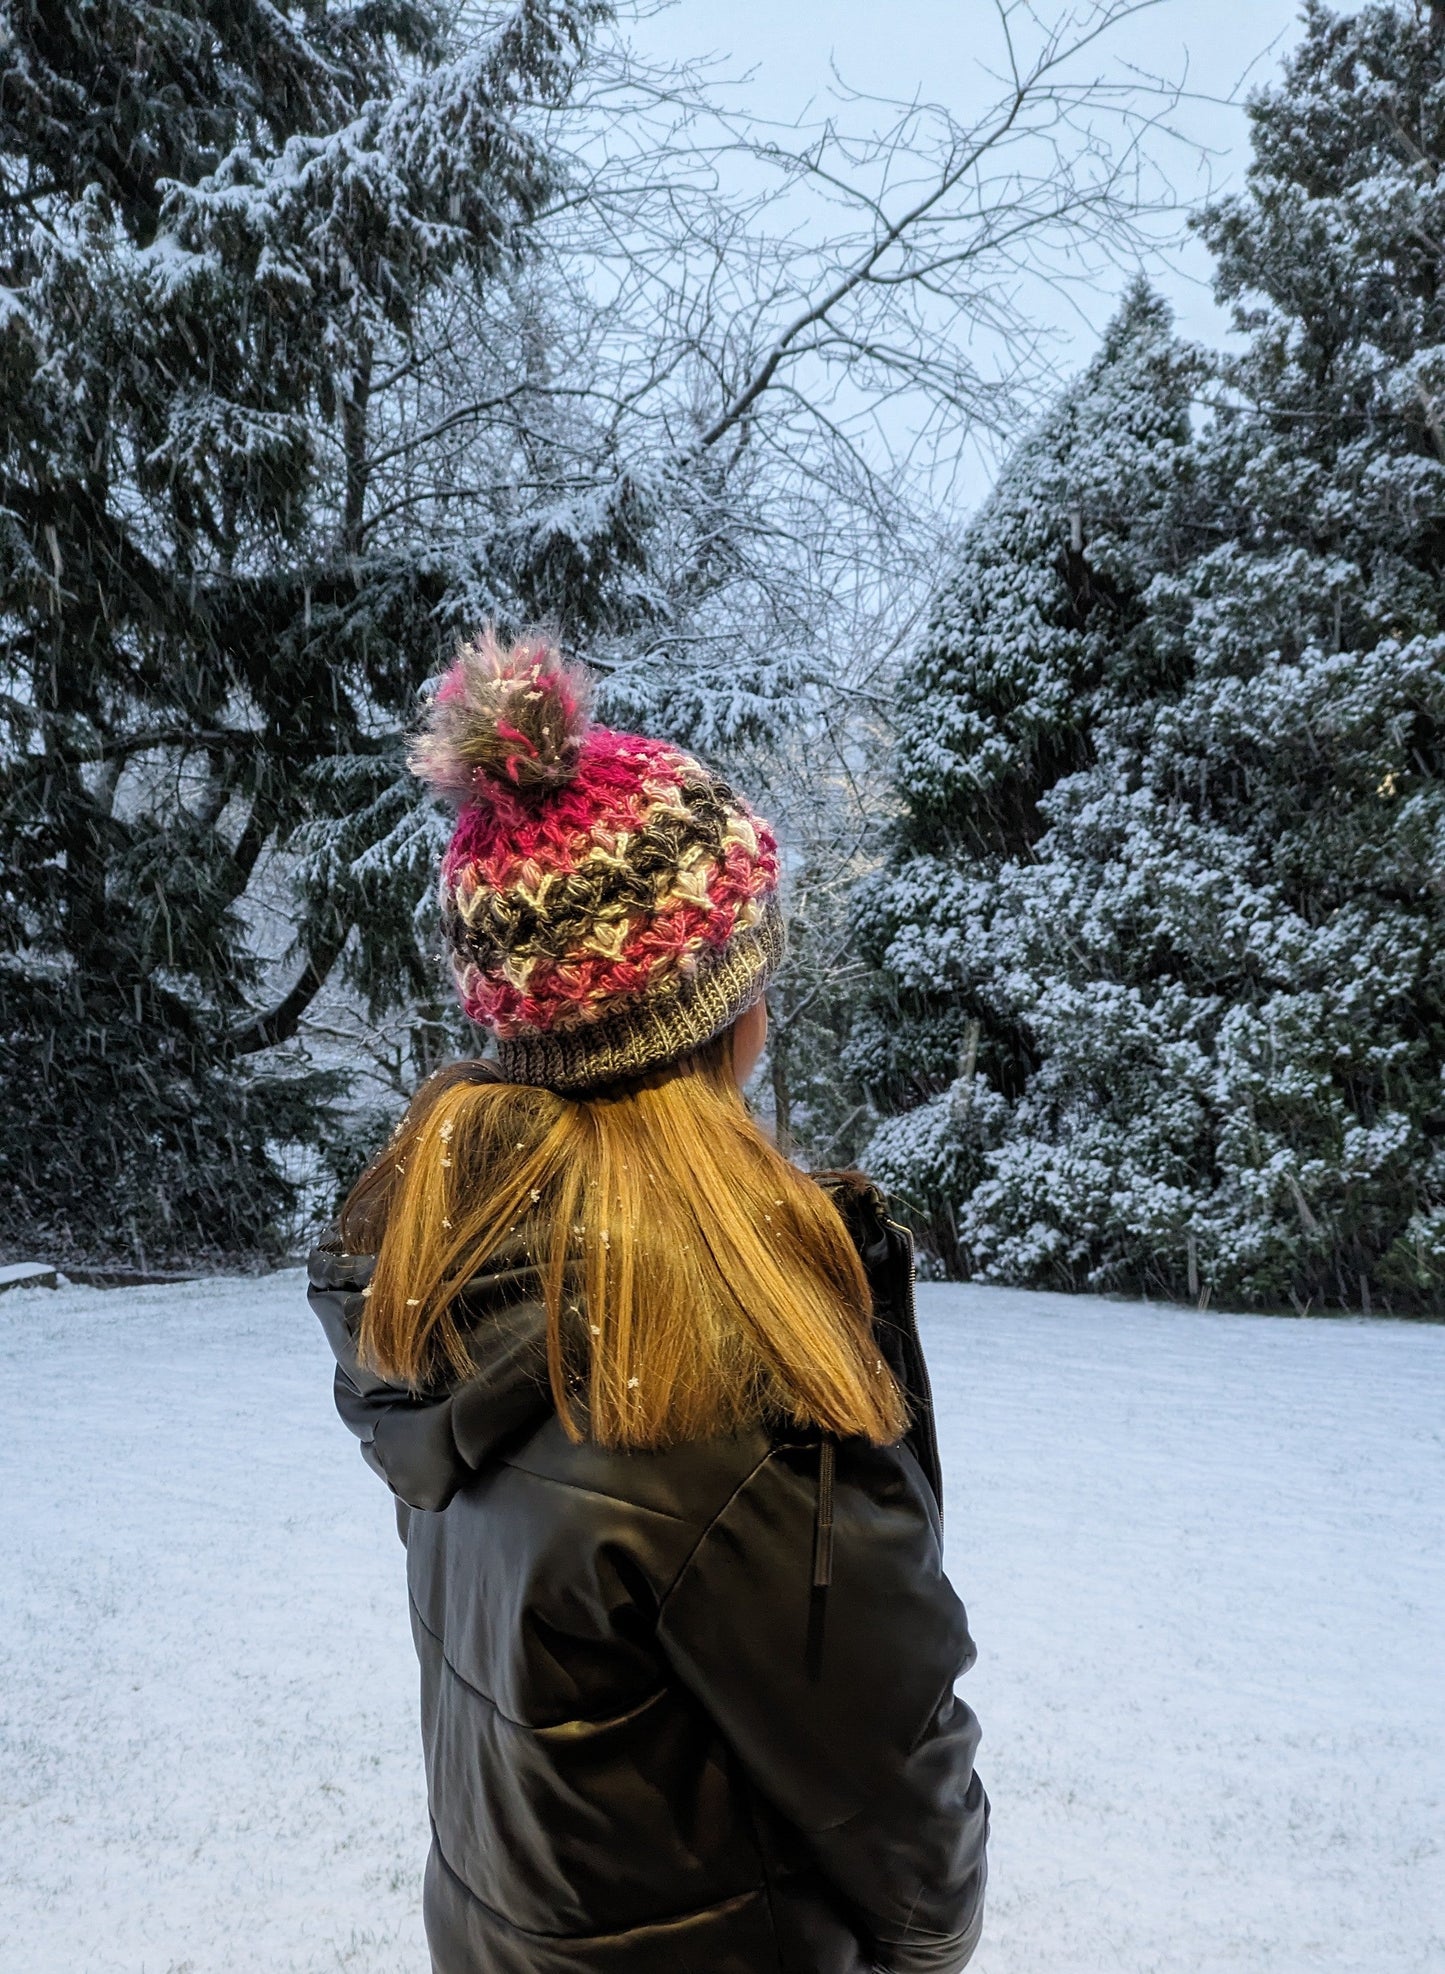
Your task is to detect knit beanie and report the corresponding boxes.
[410,629,784,1092]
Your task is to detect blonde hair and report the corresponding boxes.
[340,1029,906,1449]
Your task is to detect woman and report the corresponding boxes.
[309,630,988,1974]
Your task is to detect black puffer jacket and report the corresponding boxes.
[308,1183,987,1974]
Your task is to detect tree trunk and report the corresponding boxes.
[225,925,350,1055]
[341,340,373,559]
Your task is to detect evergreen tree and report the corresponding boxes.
[0,0,610,1262]
[863,1,1445,1314]
[853,283,1201,1268]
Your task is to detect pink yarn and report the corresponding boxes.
[435,708,779,1037]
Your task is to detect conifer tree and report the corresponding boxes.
[863,2,1445,1313]
[854,283,1200,1269]
[0,0,607,1261]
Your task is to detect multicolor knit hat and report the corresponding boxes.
[410,628,784,1091]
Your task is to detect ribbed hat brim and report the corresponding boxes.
[494,895,785,1093]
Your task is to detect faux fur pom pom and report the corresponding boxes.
[409,627,592,806]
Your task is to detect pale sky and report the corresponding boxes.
[632,0,1346,359]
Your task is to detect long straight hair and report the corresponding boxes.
[339,1029,906,1449]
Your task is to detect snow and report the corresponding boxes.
[1,1272,1441,1973]
[928,1284,1445,1974]
[0,1263,56,1291]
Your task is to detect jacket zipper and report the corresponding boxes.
[811,1438,835,1588]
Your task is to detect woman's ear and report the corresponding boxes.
[730,997,769,1088]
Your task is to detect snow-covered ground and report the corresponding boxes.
[1,1273,1441,1974]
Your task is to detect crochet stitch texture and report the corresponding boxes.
[412,630,783,1091]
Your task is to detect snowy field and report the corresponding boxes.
[1,1273,1441,1974]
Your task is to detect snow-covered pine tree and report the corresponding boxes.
[0,1,614,1263]
[852,282,1200,1268]
[863,1,1445,1314]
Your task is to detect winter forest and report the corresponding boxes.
[4,10,1444,1974]
[4,0,1445,1320]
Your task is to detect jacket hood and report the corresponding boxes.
[308,1174,940,1516]
[307,1238,555,1512]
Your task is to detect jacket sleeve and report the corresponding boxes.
[655,1438,988,1974]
